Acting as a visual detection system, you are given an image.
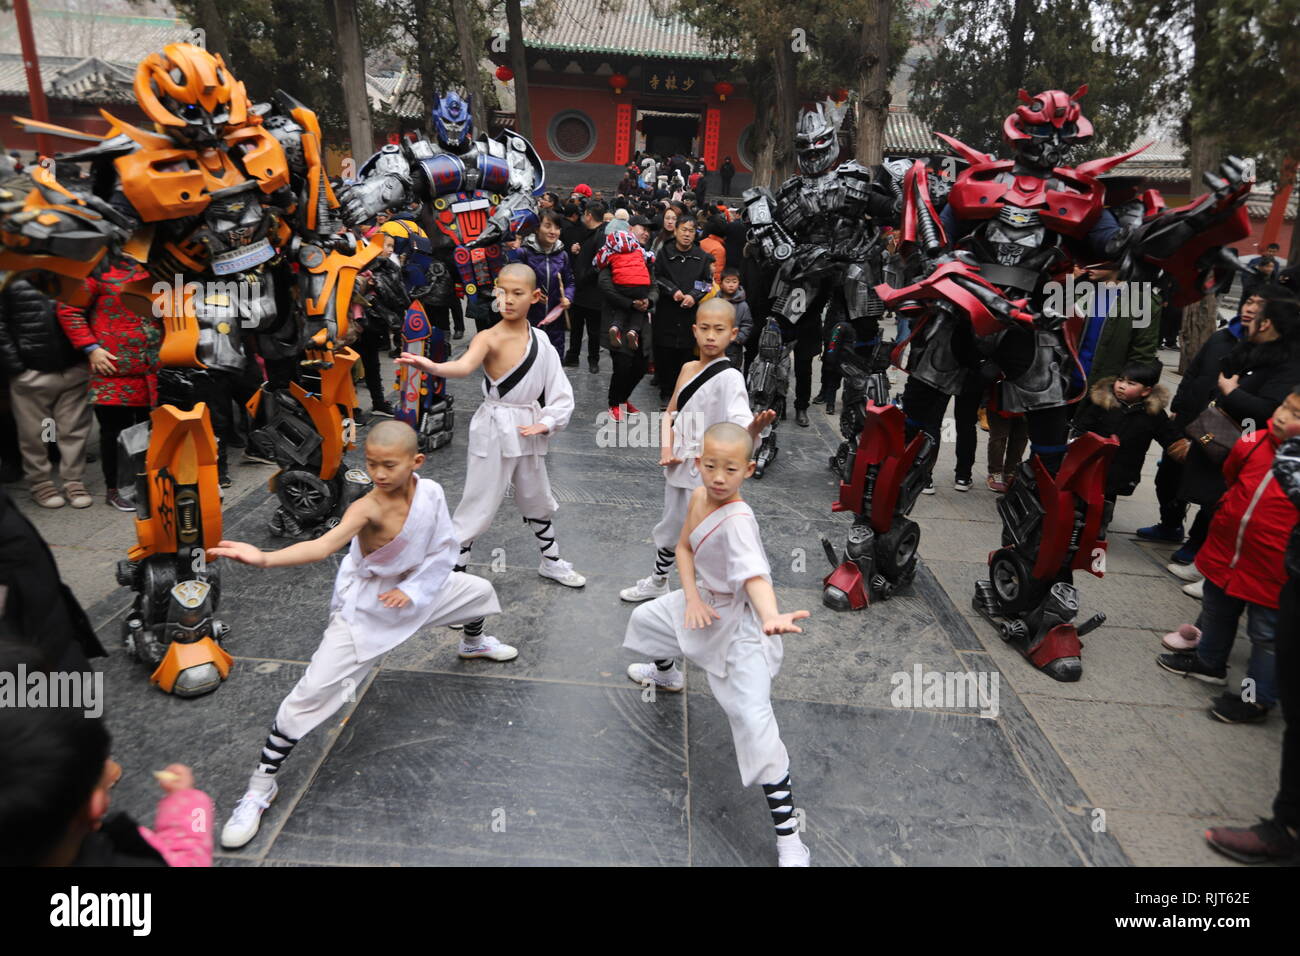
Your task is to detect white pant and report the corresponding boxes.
[651,483,692,551]
[624,594,790,787]
[453,452,558,546]
[274,572,497,740]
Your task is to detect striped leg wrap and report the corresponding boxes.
[256,722,299,777]
[463,618,485,638]
[654,658,676,671]
[762,773,797,836]
[653,546,675,577]
[453,542,473,574]
[523,516,559,561]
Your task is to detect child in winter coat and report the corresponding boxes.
[715,266,753,368]
[1156,387,1300,725]
[1070,362,1183,504]
[595,217,655,352]
[507,208,574,354]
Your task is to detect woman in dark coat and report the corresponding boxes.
[1179,293,1300,554]
[651,216,715,406]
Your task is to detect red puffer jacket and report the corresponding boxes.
[1195,424,1299,609]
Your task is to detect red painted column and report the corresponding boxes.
[702,107,720,169]
[12,0,52,156]
[614,102,632,166]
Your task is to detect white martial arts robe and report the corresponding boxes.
[651,358,753,550]
[626,499,789,786]
[453,325,576,545]
[274,477,501,739]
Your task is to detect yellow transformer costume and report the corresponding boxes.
[0,44,380,696]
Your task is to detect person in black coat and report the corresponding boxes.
[720,156,736,196]
[1138,309,1249,546]
[1071,363,1182,502]
[652,217,715,405]
[0,278,92,506]
[1178,292,1300,557]
[0,486,105,670]
[564,201,608,372]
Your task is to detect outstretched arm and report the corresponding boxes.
[397,329,490,379]
[744,576,810,635]
[209,498,371,568]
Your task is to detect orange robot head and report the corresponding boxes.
[134,43,250,143]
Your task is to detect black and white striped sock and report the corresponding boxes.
[256,722,299,777]
[453,542,473,574]
[524,516,559,561]
[463,618,485,639]
[763,774,797,837]
[653,546,674,578]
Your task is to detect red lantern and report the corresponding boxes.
[609,73,628,95]
[713,80,734,102]
[832,87,849,103]
[495,65,514,83]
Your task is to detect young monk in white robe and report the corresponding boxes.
[398,263,586,589]
[210,421,507,850]
[623,422,812,866]
[621,299,773,603]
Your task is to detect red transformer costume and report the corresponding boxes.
[0,43,377,696]
[829,86,1252,682]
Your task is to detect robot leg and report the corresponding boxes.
[117,402,232,697]
[971,433,1118,681]
[395,300,456,452]
[821,401,936,609]
[748,318,791,479]
[249,347,373,540]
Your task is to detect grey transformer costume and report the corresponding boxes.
[740,102,902,476]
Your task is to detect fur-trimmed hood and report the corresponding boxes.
[1088,376,1170,414]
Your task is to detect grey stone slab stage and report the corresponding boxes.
[85,347,1127,866]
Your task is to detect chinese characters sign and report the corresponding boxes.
[642,69,699,95]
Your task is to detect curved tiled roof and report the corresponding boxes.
[521,0,722,60]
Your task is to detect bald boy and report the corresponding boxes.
[210,420,508,850]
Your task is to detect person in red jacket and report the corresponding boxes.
[56,258,161,510]
[1157,387,1300,723]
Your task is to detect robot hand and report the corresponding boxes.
[336,174,407,228]
[0,179,131,263]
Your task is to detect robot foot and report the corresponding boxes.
[973,579,1088,683]
[150,636,233,697]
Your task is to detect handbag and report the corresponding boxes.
[1185,401,1239,465]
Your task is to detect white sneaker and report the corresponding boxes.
[1183,578,1204,600]
[539,557,586,587]
[221,780,278,850]
[620,575,669,603]
[1166,562,1203,583]
[626,661,684,692]
[458,635,518,661]
[921,478,935,495]
[777,834,811,867]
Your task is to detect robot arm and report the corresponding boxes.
[741,187,795,264]
[335,144,414,227]
[471,131,545,249]
[1107,156,1253,307]
[0,167,135,304]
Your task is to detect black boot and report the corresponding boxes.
[795,408,810,427]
